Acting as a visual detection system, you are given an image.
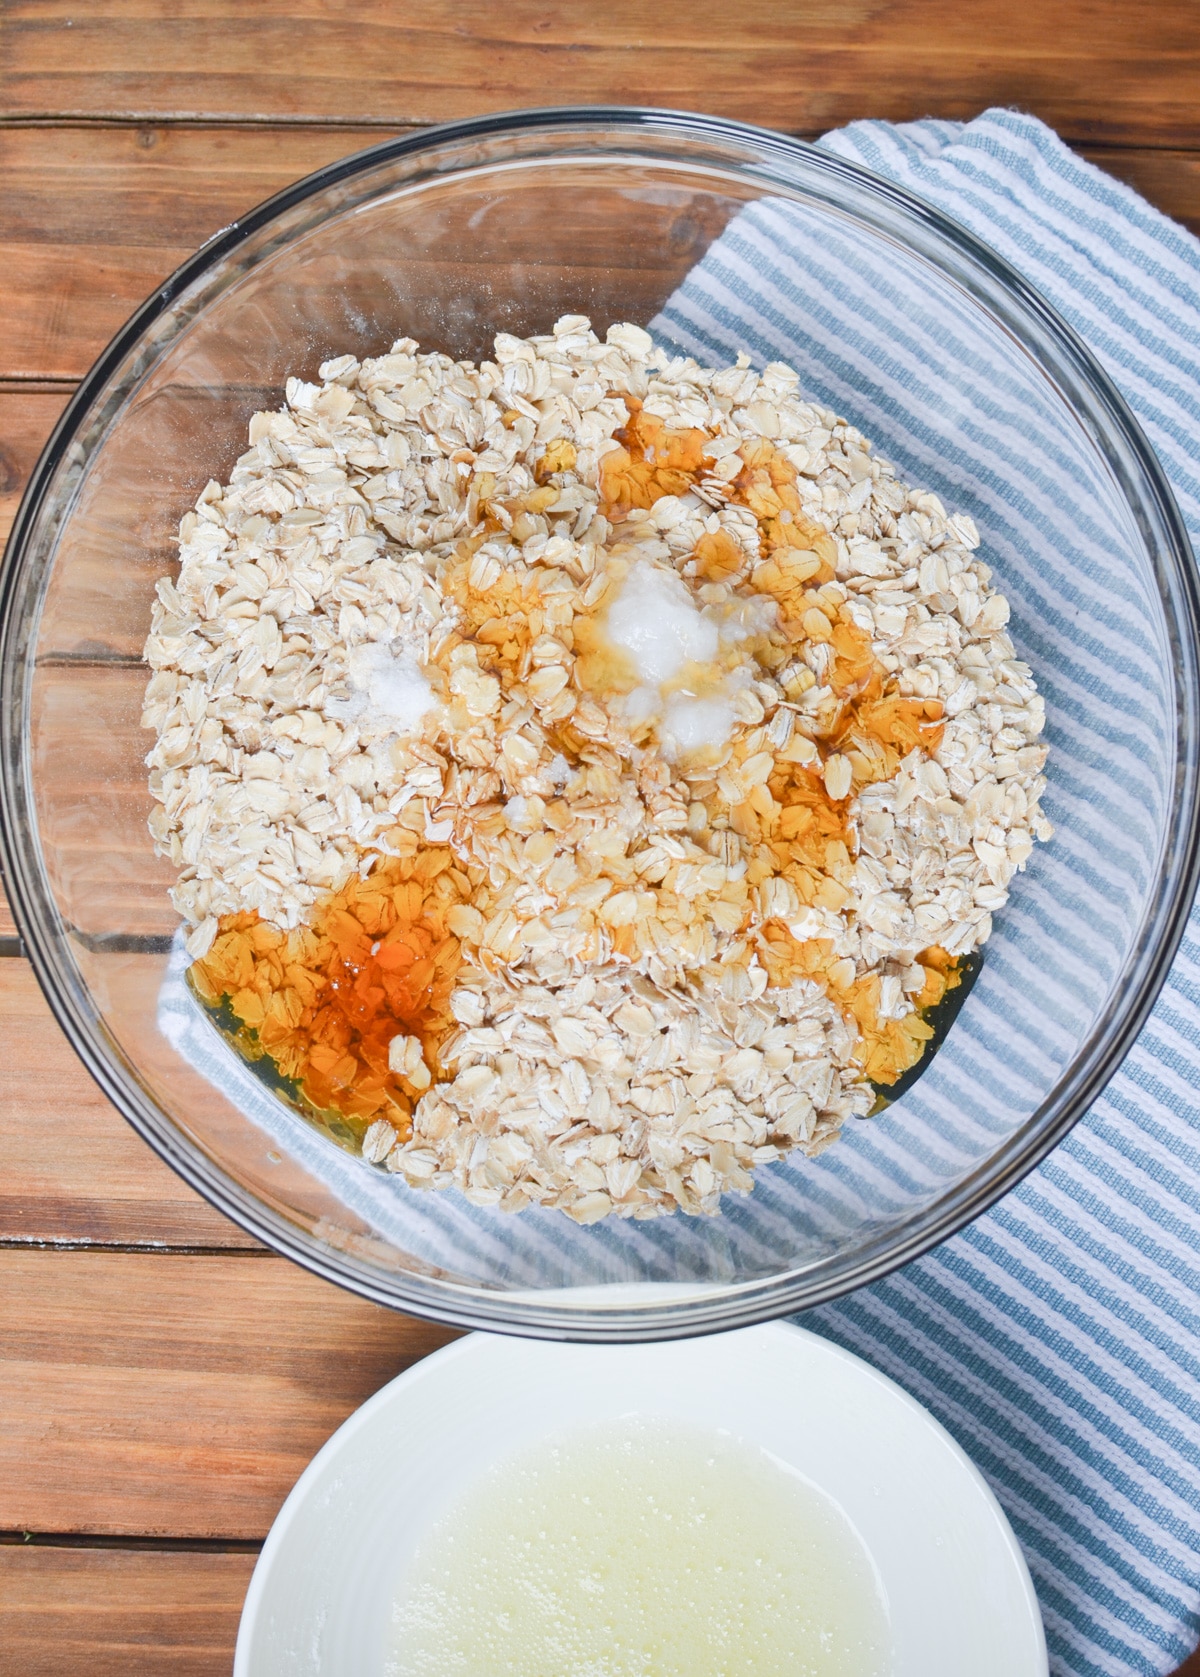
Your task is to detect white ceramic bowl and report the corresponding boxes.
[235,1320,1047,1676]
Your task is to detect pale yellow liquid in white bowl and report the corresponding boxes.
[389,1418,891,1676]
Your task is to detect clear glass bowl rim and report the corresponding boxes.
[3,105,1199,1342]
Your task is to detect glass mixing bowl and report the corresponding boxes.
[3,108,1198,1340]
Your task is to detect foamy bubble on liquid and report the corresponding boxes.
[389,1418,892,1677]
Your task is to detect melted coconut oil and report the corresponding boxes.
[388,1419,892,1677]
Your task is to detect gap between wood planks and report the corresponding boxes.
[1,1532,261,1553]
[11,115,1200,151]
[3,0,1198,147]
[10,114,815,133]
[0,1241,274,1253]
[0,1249,458,1538]
[2,115,1200,153]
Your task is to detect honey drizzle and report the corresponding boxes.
[188,848,469,1144]
[760,926,965,1088]
[598,404,712,516]
[598,404,955,1085]
[190,396,959,1129]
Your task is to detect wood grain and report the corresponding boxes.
[0,1248,457,1537]
[0,386,67,545]
[31,663,193,938]
[0,387,69,943]
[0,961,258,1247]
[3,0,1199,146]
[1079,147,1200,236]
[0,388,60,960]
[1,127,1199,389]
[0,1546,256,1677]
[0,124,388,379]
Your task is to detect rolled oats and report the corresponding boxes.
[147,317,1051,1220]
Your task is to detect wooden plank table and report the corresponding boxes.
[1,4,1198,1670]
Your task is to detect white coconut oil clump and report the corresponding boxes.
[604,563,733,758]
[604,562,776,760]
[606,562,719,683]
[660,692,737,757]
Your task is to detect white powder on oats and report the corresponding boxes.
[328,641,438,734]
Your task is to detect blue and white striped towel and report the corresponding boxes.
[159,108,1200,1677]
[779,111,1200,1677]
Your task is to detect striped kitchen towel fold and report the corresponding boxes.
[159,107,1200,1677]
[739,109,1198,1677]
